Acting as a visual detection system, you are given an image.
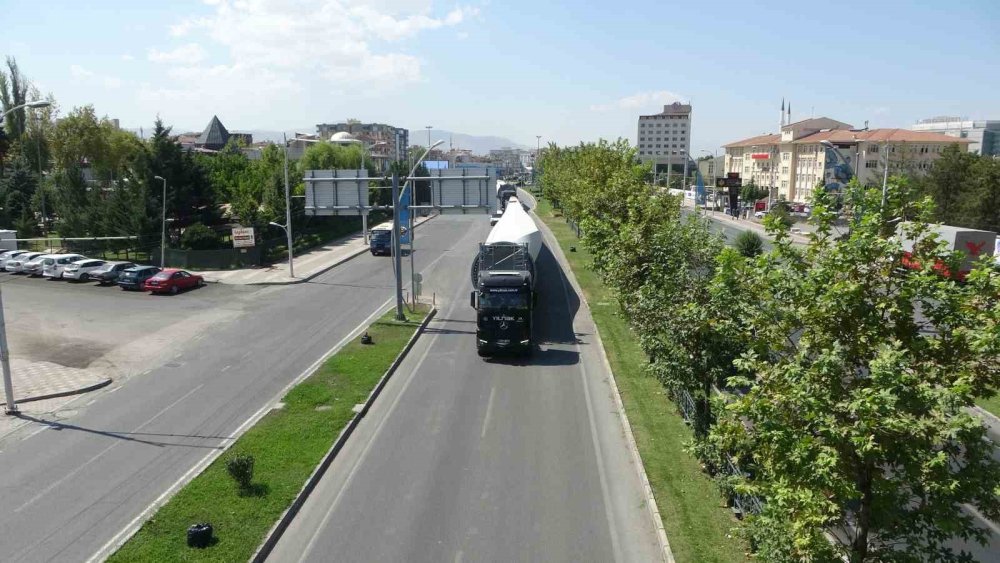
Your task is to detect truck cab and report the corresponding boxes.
[472,271,533,356]
[369,221,404,256]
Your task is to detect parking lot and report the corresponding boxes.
[2,269,266,384]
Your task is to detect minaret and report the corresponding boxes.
[780,98,786,130]
[787,102,791,125]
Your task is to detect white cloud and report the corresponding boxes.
[140,1,479,125]
[148,43,206,64]
[456,31,469,40]
[121,54,135,61]
[590,90,686,112]
[69,65,122,90]
[70,65,94,78]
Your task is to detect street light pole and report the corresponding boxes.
[281,133,295,278]
[880,143,890,213]
[425,126,432,152]
[393,139,444,320]
[0,99,51,415]
[155,175,167,267]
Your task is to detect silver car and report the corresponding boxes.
[7,252,46,274]
[0,250,29,271]
[62,259,108,281]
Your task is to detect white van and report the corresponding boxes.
[42,254,86,279]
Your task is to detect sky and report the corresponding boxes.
[3,0,999,154]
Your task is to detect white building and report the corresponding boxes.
[912,117,1000,156]
[637,102,691,172]
[724,116,970,204]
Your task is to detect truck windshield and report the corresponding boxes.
[480,291,528,309]
[371,230,390,241]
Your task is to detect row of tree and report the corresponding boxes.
[0,56,403,252]
[539,140,1000,561]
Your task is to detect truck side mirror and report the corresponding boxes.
[470,291,476,308]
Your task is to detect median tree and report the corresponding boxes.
[714,182,1000,561]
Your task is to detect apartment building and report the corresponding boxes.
[637,102,691,172]
[724,117,970,203]
[316,121,409,163]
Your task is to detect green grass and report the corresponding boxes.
[535,198,749,563]
[976,396,1000,419]
[110,305,429,563]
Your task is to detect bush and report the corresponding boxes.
[225,453,254,489]
[180,222,223,250]
[734,230,764,258]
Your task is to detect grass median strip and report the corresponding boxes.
[535,198,748,563]
[110,305,429,563]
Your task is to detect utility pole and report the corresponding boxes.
[0,283,16,414]
[155,176,168,267]
[281,133,294,278]
[391,174,404,320]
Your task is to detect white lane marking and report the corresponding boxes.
[15,383,206,513]
[481,386,496,439]
[88,296,395,563]
[298,323,444,562]
[966,504,1000,536]
[220,365,231,373]
[297,283,465,562]
[554,248,624,563]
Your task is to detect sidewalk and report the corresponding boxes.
[200,215,435,285]
[684,200,812,246]
[1,358,112,408]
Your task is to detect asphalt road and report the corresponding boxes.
[267,196,662,562]
[0,215,479,562]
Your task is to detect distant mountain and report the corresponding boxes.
[408,129,530,155]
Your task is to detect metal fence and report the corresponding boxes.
[671,385,764,518]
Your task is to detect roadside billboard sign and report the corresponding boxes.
[304,169,370,216]
[232,227,255,248]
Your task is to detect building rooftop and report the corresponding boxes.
[725,129,970,148]
[195,115,233,150]
[723,133,782,148]
[794,128,973,144]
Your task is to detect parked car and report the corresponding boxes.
[5,252,45,274]
[93,261,137,285]
[754,210,766,219]
[42,254,86,279]
[23,254,58,277]
[143,268,205,295]
[0,250,29,271]
[117,265,161,290]
[62,259,108,281]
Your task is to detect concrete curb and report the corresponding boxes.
[89,296,399,563]
[973,405,1000,427]
[207,214,437,286]
[1,377,113,408]
[250,306,438,563]
[533,205,675,563]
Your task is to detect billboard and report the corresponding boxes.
[823,146,854,192]
[232,227,255,248]
[427,168,496,215]
[303,169,370,216]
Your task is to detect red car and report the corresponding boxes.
[143,268,205,294]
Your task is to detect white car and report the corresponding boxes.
[42,254,86,279]
[5,252,45,274]
[754,210,766,219]
[0,250,29,271]
[62,259,108,281]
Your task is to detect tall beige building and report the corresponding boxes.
[723,117,970,203]
[637,102,691,172]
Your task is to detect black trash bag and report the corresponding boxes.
[187,523,214,548]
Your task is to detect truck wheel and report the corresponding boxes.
[477,348,489,358]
